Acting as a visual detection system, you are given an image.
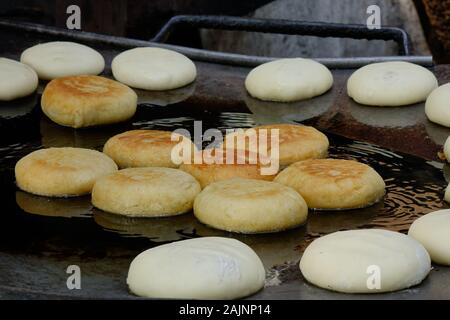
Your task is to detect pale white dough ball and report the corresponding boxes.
[127,237,266,299]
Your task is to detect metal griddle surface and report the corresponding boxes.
[1,26,450,299]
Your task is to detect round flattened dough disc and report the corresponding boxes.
[112,47,197,90]
[127,237,265,299]
[92,167,201,217]
[347,61,438,106]
[300,229,431,293]
[0,58,38,101]
[15,147,118,197]
[425,83,450,127]
[41,75,137,128]
[20,41,105,80]
[193,178,308,233]
[245,58,333,102]
[409,209,450,265]
[103,129,196,168]
[274,159,385,210]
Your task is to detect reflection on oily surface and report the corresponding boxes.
[347,99,423,128]
[306,201,381,235]
[16,191,92,218]
[93,210,198,242]
[135,82,195,106]
[424,119,450,146]
[444,164,450,183]
[244,89,334,125]
[40,116,132,150]
[93,208,306,268]
[0,93,38,119]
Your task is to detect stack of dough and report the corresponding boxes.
[15,147,117,197]
[92,167,201,217]
[223,123,329,167]
[194,178,308,233]
[300,229,431,293]
[245,58,333,102]
[112,47,196,90]
[0,58,38,101]
[41,75,137,128]
[103,129,196,168]
[347,61,438,106]
[20,41,105,80]
[274,158,385,210]
[127,237,265,299]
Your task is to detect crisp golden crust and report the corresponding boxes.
[223,124,329,166]
[193,178,308,233]
[103,129,195,168]
[179,149,276,188]
[274,159,385,209]
[15,147,118,197]
[92,167,201,217]
[41,75,137,128]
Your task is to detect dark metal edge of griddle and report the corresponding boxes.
[0,18,433,68]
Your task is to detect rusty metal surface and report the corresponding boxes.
[1,24,450,300]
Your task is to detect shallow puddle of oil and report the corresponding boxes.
[0,105,448,284]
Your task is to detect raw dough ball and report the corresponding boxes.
[444,135,450,162]
[347,61,438,106]
[0,58,38,101]
[127,237,265,299]
[409,209,450,265]
[425,83,450,127]
[112,47,196,90]
[92,167,201,217]
[193,178,308,233]
[300,229,431,293]
[274,159,385,210]
[41,75,137,128]
[20,41,105,80]
[15,147,118,197]
[245,58,333,102]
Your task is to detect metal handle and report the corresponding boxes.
[152,15,412,56]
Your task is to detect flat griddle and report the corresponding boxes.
[1,19,450,299]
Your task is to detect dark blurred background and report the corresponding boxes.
[0,0,448,63]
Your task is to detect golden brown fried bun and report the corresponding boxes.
[103,129,196,168]
[41,75,137,128]
[15,147,118,197]
[92,167,201,217]
[223,123,329,167]
[179,148,276,188]
[274,159,385,210]
[193,178,308,233]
